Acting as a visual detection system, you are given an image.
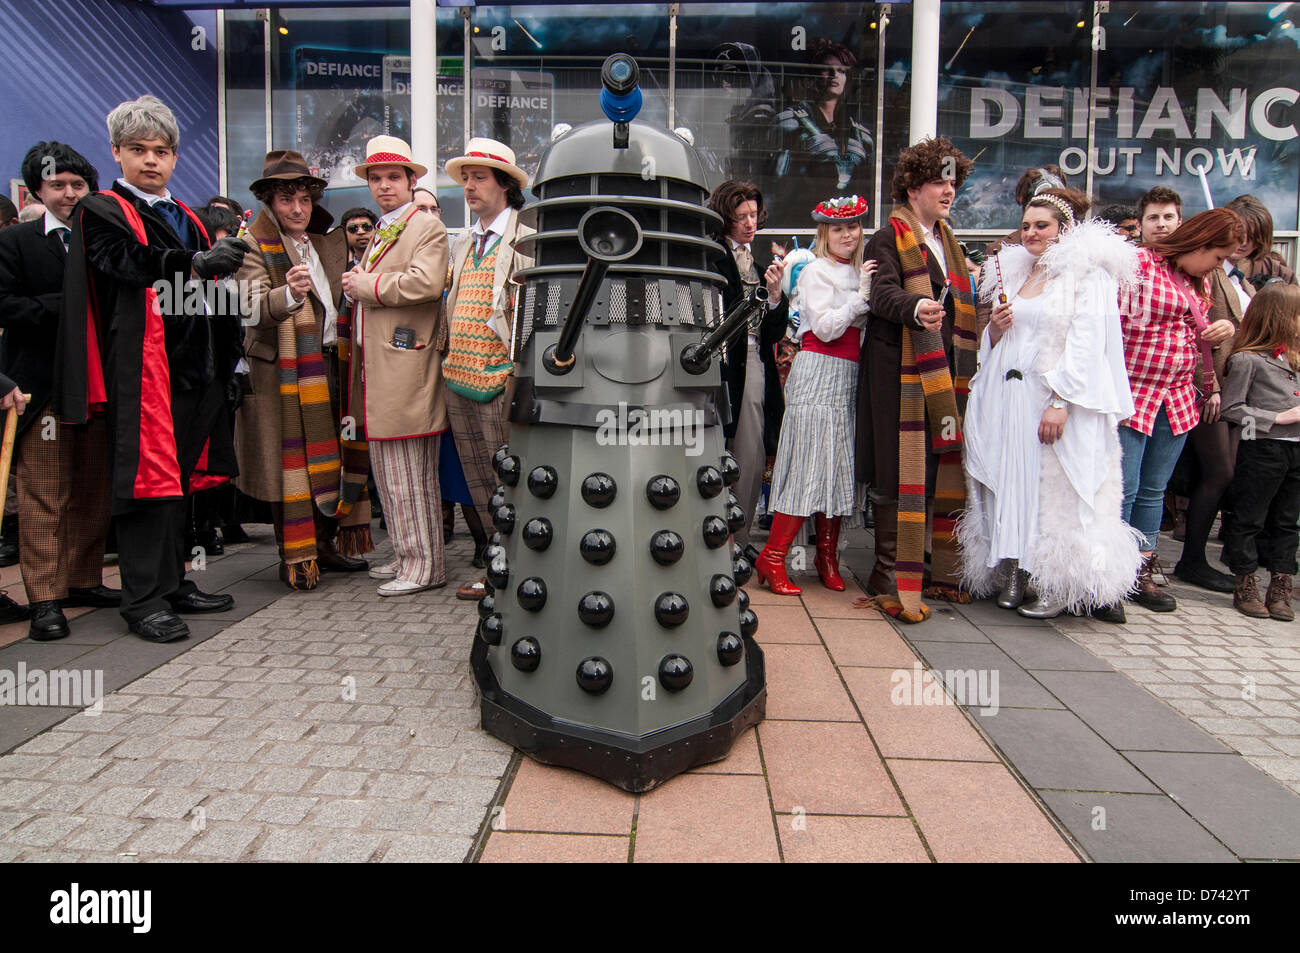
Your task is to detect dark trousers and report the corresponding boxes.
[1223,438,1300,576]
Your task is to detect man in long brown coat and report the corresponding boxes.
[342,136,451,596]
[234,150,371,588]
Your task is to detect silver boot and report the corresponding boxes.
[996,560,1031,609]
[1018,595,1067,619]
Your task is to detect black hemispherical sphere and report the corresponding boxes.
[709,574,737,607]
[486,550,509,590]
[717,632,744,666]
[739,608,758,638]
[478,593,497,619]
[577,591,615,628]
[527,465,558,499]
[649,530,685,566]
[702,515,729,549]
[654,592,690,628]
[521,517,553,551]
[719,452,741,487]
[489,486,507,510]
[517,577,548,611]
[490,531,503,548]
[497,454,522,487]
[658,654,694,692]
[579,529,616,565]
[478,613,504,646]
[732,556,754,587]
[492,504,516,535]
[696,466,724,499]
[726,503,746,533]
[491,444,511,472]
[737,588,750,612]
[511,637,540,672]
[581,472,617,508]
[575,656,614,694]
[645,475,681,510]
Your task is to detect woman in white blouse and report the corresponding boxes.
[755,195,876,595]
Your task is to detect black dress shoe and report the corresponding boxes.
[1091,603,1127,624]
[221,523,251,544]
[63,585,123,608]
[864,500,876,529]
[0,591,29,624]
[1174,560,1236,593]
[169,591,235,613]
[472,541,489,570]
[318,549,369,573]
[0,539,17,568]
[129,610,190,643]
[29,601,70,641]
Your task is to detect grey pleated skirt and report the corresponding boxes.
[768,349,858,517]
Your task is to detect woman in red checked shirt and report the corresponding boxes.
[1119,208,1245,613]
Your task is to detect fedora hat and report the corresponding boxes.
[445,137,528,190]
[250,149,327,194]
[353,135,428,180]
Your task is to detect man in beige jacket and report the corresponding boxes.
[342,136,450,595]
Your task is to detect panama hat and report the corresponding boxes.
[353,135,428,180]
[445,137,528,189]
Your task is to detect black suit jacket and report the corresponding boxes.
[714,237,789,452]
[0,219,71,434]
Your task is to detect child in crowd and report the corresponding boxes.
[1220,283,1300,620]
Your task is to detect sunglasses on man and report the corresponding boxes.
[346,223,374,235]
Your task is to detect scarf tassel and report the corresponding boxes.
[286,559,321,591]
[336,524,374,558]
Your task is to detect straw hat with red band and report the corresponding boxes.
[353,135,428,180]
[445,137,529,189]
[811,194,869,224]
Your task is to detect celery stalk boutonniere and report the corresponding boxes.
[368,218,408,265]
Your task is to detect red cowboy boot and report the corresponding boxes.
[814,514,845,591]
[755,512,806,595]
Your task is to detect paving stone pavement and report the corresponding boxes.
[0,531,514,862]
[1051,532,1300,797]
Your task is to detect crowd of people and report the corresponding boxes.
[0,93,1296,648]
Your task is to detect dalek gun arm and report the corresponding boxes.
[679,285,768,375]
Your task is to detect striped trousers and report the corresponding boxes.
[369,434,445,586]
[17,415,112,602]
[446,390,509,529]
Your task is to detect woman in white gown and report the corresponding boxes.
[958,188,1143,620]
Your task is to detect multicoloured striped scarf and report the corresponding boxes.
[256,231,372,588]
[887,205,977,623]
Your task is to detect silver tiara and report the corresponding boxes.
[1032,168,1065,194]
[1030,194,1076,229]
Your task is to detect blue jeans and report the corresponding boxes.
[1119,405,1190,551]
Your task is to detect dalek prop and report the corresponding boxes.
[469,53,767,792]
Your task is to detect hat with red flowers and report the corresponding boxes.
[811,194,869,224]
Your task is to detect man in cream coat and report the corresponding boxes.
[441,138,534,600]
[342,136,451,595]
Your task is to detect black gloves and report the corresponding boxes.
[192,237,249,280]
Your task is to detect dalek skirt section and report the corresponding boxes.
[469,81,766,793]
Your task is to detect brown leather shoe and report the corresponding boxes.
[457,579,487,601]
[1233,573,1270,619]
[318,548,369,573]
[1132,553,1176,612]
[1266,573,1294,622]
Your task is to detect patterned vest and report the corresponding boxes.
[443,237,513,402]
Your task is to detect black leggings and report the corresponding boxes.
[1180,418,1238,565]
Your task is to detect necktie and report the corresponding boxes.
[1230,266,1247,283]
[734,243,755,282]
[475,230,488,260]
[155,200,187,241]
[56,227,70,252]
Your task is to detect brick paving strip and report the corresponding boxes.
[476,576,1081,863]
[841,527,1300,862]
[0,531,514,862]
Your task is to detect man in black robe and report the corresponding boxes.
[56,95,248,642]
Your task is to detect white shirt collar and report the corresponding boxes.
[116,176,173,206]
[376,201,413,229]
[473,206,512,240]
[43,210,69,235]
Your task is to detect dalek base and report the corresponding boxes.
[471,635,766,793]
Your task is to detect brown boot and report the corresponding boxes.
[1233,573,1270,619]
[1266,573,1294,622]
[867,502,898,596]
[1132,553,1176,612]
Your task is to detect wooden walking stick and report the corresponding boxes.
[0,394,30,536]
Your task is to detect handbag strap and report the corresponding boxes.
[1173,270,1217,393]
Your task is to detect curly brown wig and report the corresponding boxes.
[253,177,324,205]
[889,136,974,205]
[707,179,768,240]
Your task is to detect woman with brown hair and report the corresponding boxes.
[1225,194,1297,293]
[1220,283,1300,620]
[1119,209,1245,613]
